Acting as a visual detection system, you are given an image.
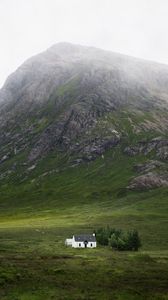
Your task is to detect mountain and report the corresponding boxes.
[0,43,168,250]
[1,42,168,300]
[0,43,168,181]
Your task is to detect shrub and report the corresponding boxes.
[109,233,127,251]
[95,227,141,251]
[125,230,142,251]
[95,227,122,246]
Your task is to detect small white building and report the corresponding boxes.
[65,234,96,248]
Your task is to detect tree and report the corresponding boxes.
[95,226,142,251]
[109,234,126,251]
[95,227,122,246]
[126,230,141,251]
[108,233,118,249]
[94,227,109,245]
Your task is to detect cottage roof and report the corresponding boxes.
[74,234,96,242]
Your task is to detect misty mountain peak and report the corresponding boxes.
[1,43,168,111]
[0,43,168,192]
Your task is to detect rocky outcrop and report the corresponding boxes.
[28,111,121,162]
[128,172,168,190]
[124,138,168,160]
[133,160,164,173]
[77,135,120,161]
[157,146,168,160]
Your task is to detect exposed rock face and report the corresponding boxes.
[128,172,168,190]
[27,107,121,162]
[126,146,168,190]
[133,160,164,174]
[124,138,168,160]
[157,146,168,160]
[75,134,121,161]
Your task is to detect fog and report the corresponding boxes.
[0,0,168,87]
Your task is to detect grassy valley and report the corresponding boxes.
[0,144,168,299]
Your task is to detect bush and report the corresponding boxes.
[126,230,142,251]
[95,227,141,251]
[109,234,127,251]
[95,227,122,246]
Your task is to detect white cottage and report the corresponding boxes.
[65,234,96,248]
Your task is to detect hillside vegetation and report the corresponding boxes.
[0,43,168,299]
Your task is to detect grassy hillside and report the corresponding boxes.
[0,109,168,299]
[0,145,168,247]
[0,144,168,299]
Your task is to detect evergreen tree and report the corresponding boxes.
[95,226,142,251]
[126,230,141,251]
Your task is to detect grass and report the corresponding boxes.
[0,227,168,300]
[0,152,168,299]
[0,108,168,299]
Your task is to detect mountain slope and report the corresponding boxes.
[0,43,168,250]
[0,43,168,166]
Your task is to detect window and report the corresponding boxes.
[79,243,81,247]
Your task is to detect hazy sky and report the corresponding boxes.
[0,0,168,87]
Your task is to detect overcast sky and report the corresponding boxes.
[0,0,168,87]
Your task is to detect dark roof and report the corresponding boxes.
[74,234,96,242]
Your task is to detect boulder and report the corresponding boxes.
[128,172,168,190]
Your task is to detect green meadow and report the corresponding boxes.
[0,147,168,299]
